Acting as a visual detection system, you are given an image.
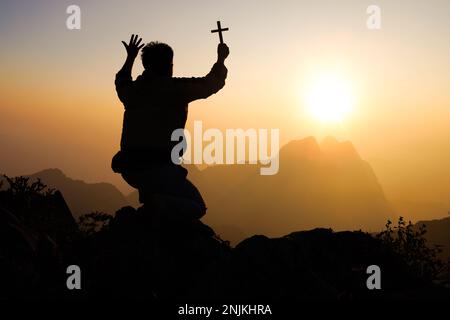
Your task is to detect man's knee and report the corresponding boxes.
[183,179,206,210]
[146,192,207,220]
[121,172,141,189]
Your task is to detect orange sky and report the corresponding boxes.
[0,0,449,216]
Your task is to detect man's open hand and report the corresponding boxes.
[121,34,145,60]
[217,43,230,63]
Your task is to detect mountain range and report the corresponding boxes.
[416,216,450,259]
[2,136,448,248]
[1,168,129,218]
[186,136,392,242]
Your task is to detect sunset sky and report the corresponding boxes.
[1,0,449,214]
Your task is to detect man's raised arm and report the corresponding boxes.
[177,43,230,102]
[115,34,144,102]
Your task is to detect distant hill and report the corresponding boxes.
[23,168,129,217]
[2,137,391,240]
[369,158,450,222]
[182,136,392,243]
[126,189,140,208]
[416,216,450,260]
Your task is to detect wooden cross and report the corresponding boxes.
[211,21,229,44]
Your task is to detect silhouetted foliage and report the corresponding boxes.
[3,175,55,196]
[1,175,53,224]
[0,175,80,298]
[377,217,448,283]
[78,211,113,236]
[1,174,449,298]
[0,175,78,243]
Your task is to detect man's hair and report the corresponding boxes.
[141,42,173,71]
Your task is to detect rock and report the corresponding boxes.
[0,206,65,298]
[83,205,231,298]
[78,207,450,300]
[1,195,449,300]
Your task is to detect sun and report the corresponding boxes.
[305,74,354,123]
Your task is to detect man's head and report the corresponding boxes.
[141,42,173,77]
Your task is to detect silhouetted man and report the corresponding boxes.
[112,34,229,220]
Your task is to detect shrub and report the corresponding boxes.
[78,212,113,236]
[377,217,447,283]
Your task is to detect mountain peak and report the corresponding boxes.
[26,168,129,216]
[33,168,66,179]
[280,136,362,162]
[281,136,322,160]
[320,137,360,161]
[320,136,339,149]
